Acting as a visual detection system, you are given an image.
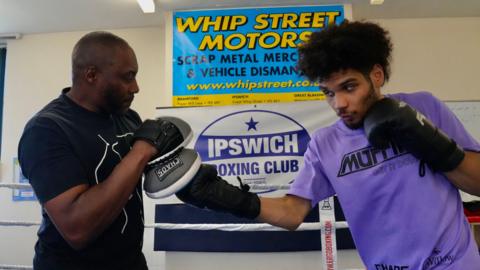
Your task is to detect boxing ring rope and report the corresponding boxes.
[0,183,30,189]
[0,220,40,227]
[0,265,31,270]
[0,220,349,231]
[145,221,348,231]
[0,183,349,270]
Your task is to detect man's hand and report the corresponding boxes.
[364,97,465,172]
[176,164,261,219]
[132,117,192,161]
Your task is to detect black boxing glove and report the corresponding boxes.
[363,97,465,172]
[176,164,261,219]
[132,117,193,161]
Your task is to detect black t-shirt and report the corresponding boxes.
[18,88,146,270]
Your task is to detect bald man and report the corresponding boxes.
[18,32,173,269]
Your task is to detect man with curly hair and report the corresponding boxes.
[176,21,480,269]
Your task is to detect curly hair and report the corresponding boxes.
[297,20,393,83]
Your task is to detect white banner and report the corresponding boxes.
[155,100,336,199]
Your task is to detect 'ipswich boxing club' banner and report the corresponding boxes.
[172,5,345,107]
[149,101,356,252]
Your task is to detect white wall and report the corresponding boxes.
[377,17,480,100]
[0,16,479,270]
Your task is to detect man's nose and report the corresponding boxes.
[130,80,139,94]
[333,92,348,110]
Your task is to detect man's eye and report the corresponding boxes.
[125,73,135,82]
[322,89,334,97]
[345,84,356,92]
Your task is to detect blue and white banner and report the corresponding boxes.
[12,158,36,201]
[159,100,336,196]
[149,101,355,251]
[172,5,345,106]
[194,109,311,195]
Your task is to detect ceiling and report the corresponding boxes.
[0,0,479,36]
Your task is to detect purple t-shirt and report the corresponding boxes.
[289,92,480,270]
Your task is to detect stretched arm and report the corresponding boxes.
[176,164,312,230]
[257,195,312,231]
[44,141,155,250]
[445,151,480,196]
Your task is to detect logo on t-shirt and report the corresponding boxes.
[422,248,454,270]
[337,141,408,177]
[374,263,409,270]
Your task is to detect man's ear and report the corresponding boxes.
[370,64,385,88]
[85,66,97,83]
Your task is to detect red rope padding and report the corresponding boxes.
[464,208,480,224]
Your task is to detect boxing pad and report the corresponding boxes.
[364,97,465,172]
[133,116,193,162]
[176,164,261,219]
[144,148,201,199]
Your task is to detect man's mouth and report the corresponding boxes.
[339,113,352,121]
[126,96,134,104]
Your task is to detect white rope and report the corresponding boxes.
[0,221,40,226]
[0,264,32,269]
[0,220,349,230]
[144,221,348,231]
[0,183,31,189]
